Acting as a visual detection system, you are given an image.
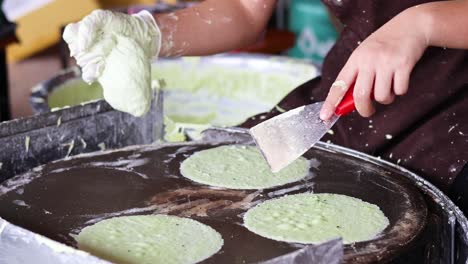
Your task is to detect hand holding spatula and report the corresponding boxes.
[250,85,355,172]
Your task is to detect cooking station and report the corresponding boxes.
[0,88,466,263]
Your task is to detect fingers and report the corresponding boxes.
[319,28,420,119]
[374,71,395,105]
[63,23,80,56]
[322,66,407,120]
[393,68,410,95]
[75,10,114,52]
[62,23,78,44]
[353,69,376,117]
[320,66,357,120]
[81,58,105,84]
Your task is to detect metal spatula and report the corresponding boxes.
[250,86,355,172]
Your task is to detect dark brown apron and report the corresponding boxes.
[242,0,468,193]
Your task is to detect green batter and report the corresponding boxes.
[151,58,311,105]
[244,193,389,244]
[47,57,315,141]
[48,80,103,109]
[76,215,223,264]
[179,145,310,189]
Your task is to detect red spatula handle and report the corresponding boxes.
[334,84,355,116]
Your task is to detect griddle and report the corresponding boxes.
[0,137,427,263]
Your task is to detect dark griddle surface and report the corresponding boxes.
[0,142,427,263]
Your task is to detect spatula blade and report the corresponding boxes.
[250,102,338,172]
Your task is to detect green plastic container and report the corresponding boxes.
[288,0,337,65]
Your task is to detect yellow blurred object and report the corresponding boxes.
[159,0,178,4]
[98,0,156,9]
[7,0,100,62]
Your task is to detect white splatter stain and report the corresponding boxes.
[62,140,75,157]
[167,12,179,21]
[331,80,347,90]
[275,105,286,113]
[221,17,232,23]
[448,124,458,133]
[98,142,106,151]
[25,136,30,152]
[12,200,29,208]
[80,138,87,149]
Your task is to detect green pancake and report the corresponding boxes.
[76,215,223,264]
[180,145,310,189]
[244,193,389,244]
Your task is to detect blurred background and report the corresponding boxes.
[0,0,339,121]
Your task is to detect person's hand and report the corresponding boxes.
[62,10,162,117]
[320,7,429,120]
[63,10,161,83]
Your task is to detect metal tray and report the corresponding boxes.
[0,129,467,263]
